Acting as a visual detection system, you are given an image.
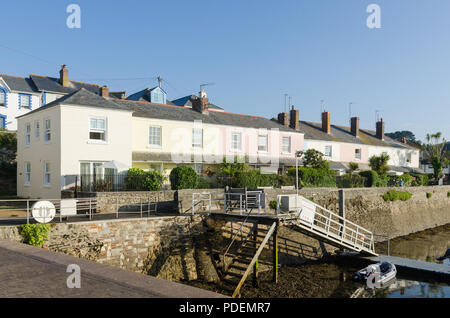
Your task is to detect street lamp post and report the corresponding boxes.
[295,151,303,196]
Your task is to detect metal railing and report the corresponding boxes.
[0,196,158,225]
[276,194,376,255]
[222,210,255,271]
[223,190,265,215]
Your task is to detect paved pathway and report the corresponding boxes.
[0,239,223,298]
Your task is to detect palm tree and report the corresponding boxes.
[424,132,449,181]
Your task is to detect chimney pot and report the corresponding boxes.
[277,112,289,127]
[321,112,331,134]
[351,117,360,137]
[376,118,385,140]
[289,107,299,131]
[100,85,109,98]
[59,64,69,87]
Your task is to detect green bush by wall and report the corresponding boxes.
[287,167,336,188]
[382,190,412,202]
[19,224,50,247]
[359,170,379,187]
[126,168,164,191]
[170,166,199,190]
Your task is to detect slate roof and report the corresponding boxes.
[0,73,102,95]
[299,121,415,150]
[16,88,130,118]
[171,94,224,111]
[0,75,38,93]
[29,74,101,94]
[114,99,299,132]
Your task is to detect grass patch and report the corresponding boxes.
[382,190,412,202]
[426,192,432,199]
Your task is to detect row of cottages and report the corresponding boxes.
[16,89,304,199]
[274,109,422,175]
[0,65,123,130]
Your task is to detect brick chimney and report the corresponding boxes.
[289,106,299,131]
[277,112,289,127]
[59,64,69,87]
[100,85,109,98]
[351,117,360,137]
[376,118,385,140]
[192,91,209,114]
[400,136,407,144]
[321,111,331,134]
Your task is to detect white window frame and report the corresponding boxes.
[44,118,51,143]
[192,128,203,148]
[89,117,107,143]
[25,123,31,146]
[282,136,291,154]
[25,162,31,186]
[34,120,40,139]
[324,145,332,158]
[355,148,361,160]
[258,135,268,153]
[0,90,5,107]
[19,94,31,109]
[43,162,51,187]
[231,132,242,152]
[149,125,162,147]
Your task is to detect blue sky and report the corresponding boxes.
[1,0,449,142]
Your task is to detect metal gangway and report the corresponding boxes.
[276,194,377,256]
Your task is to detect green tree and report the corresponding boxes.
[302,149,330,170]
[385,130,416,142]
[169,166,198,190]
[348,162,359,174]
[369,153,390,176]
[423,132,449,181]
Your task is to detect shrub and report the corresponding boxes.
[336,174,366,188]
[196,176,212,189]
[359,170,379,187]
[170,166,199,190]
[287,167,336,187]
[126,168,164,191]
[348,162,359,173]
[19,224,50,247]
[276,174,294,187]
[382,190,412,202]
[376,174,389,187]
[411,174,429,186]
[426,192,432,199]
[232,170,277,188]
[269,200,278,210]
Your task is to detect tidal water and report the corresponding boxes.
[185,224,450,298]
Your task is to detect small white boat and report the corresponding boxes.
[350,262,397,286]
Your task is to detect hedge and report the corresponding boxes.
[358,170,379,187]
[287,167,336,187]
[169,166,199,190]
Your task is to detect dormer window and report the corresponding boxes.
[150,87,166,104]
